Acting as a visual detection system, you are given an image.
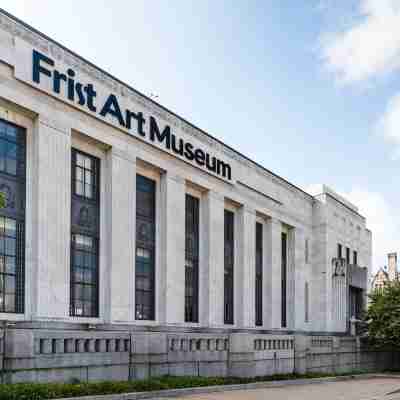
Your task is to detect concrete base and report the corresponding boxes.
[0,323,398,383]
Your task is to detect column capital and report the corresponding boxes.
[110,147,137,165]
[206,190,224,203]
[164,171,185,185]
[38,116,70,136]
[268,217,282,226]
[241,204,256,216]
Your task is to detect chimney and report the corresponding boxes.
[388,252,397,281]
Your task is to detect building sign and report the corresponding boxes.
[24,48,232,182]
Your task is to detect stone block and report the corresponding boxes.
[229,333,253,353]
[133,332,167,354]
[5,329,34,358]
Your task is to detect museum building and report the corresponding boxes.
[0,10,372,382]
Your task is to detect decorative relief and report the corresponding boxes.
[332,257,346,278]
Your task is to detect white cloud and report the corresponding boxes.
[344,188,400,273]
[320,0,400,84]
[378,92,400,159]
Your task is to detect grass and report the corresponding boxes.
[0,370,381,400]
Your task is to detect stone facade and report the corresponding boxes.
[0,10,374,383]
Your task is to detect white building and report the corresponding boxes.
[0,9,372,382]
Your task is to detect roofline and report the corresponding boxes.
[314,192,366,220]
[0,8,315,201]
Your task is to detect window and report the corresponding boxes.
[135,175,156,320]
[353,251,358,266]
[281,232,287,328]
[305,238,309,264]
[224,210,234,325]
[74,152,97,199]
[185,194,199,323]
[70,149,100,317]
[70,234,98,317]
[337,243,342,259]
[346,247,350,265]
[349,286,363,319]
[255,222,263,326]
[305,282,309,323]
[0,120,26,314]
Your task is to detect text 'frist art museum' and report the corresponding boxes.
[0,9,386,384]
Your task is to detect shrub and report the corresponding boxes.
[366,282,400,348]
[0,372,372,400]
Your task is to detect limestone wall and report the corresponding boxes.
[0,326,397,384]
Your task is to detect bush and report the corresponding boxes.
[0,372,373,400]
[366,282,400,348]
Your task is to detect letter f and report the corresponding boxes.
[32,50,54,84]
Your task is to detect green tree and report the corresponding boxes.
[0,191,5,208]
[366,282,400,348]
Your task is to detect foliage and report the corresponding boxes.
[0,372,373,400]
[0,191,5,209]
[366,281,400,348]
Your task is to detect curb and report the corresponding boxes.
[55,373,400,400]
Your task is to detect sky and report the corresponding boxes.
[2,0,400,273]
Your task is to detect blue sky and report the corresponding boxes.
[3,0,400,272]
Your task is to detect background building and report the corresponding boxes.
[0,9,373,383]
[372,253,398,291]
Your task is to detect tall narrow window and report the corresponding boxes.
[70,149,100,317]
[255,222,263,326]
[353,251,358,266]
[346,247,350,265]
[281,232,287,328]
[224,210,234,325]
[185,194,199,322]
[305,282,309,323]
[305,238,309,264]
[135,175,156,320]
[0,120,25,313]
[337,243,342,259]
[349,286,363,319]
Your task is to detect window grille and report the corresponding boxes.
[255,222,263,326]
[70,149,100,317]
[353,250,358,266]
[305,282,309,322]
[0,119,26,314]
[185,194,199,322]
[135,174,156,320]
[281,232,287,328]
[224,210,234,324]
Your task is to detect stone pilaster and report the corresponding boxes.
[293,227,305,330]
[201,190,225,327]
[160,172,186,324]
[265,218,282,329]
[106,149,136,323]
[237,205,256,328]
[32,117,71,320]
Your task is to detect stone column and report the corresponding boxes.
[32,116,71,319]
[293,227,305,330]
[160,172,186,324]
[265,218,282,329]
[106,149,136,323]
[201,191,225,327]
[237,205,256,327]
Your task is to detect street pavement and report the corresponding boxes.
[169,378,400,400]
